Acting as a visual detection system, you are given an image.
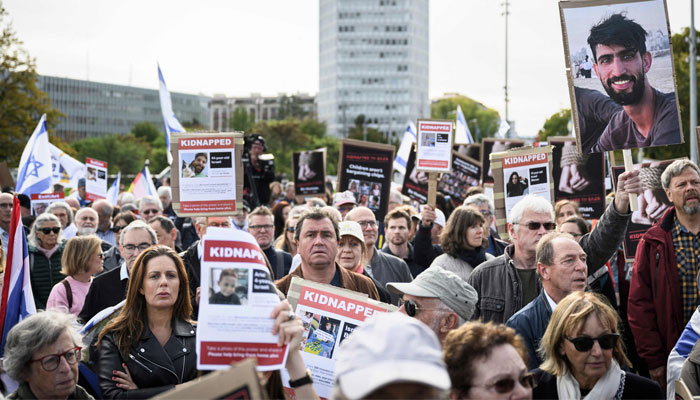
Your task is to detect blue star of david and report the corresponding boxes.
[25,154,43,179]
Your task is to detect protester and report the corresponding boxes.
[28,213,66,310]
[0,192,11,253]
[2,310,92,400]
[274,205,308,256]
[97,246,196,398]
[387,188,403,213]
[269,181,283,207]
[271,200,291,238]
[464,193,508,257]
[148,215,179,252]
[157,186,176,219]
[79,220,156,323]
[47,236,103,316]
[230,204,249,231]
[249,206,293,279]
[388,266,478,343]
[336,221,391,303]
[275,208,379,300]
[629,159,700,391]
[468,169,639,324]
[333,190,356,219]
[138,195,162,220]
[74,208,110,256]
[243,134,275,207]
[102,211,137,274]
[47,201,77,240]
[332,312,451,399]
[558,216,588,240]
[382,209,422,277]
[534,291,662,399]
[92,199,116,246]
[412,204,445,270]
[443,321,533,399]
[554,199,582,226]
[71,178,89,207]
[430,206,491,281]
[345,206,411,305]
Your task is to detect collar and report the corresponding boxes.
[543,288,558,312]
[119,260,129,281]
[674,214,692,234]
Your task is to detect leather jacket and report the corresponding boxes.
[98,319,197,399]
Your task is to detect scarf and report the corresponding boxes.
[36,243,59,260]
[459,247,487,267]
[556,359,626,400]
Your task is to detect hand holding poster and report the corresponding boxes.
[170,132,244,216]
[293,148,326,199]
[197,228,288,371]
[85,158,107,201]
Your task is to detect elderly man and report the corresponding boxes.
[468,170,640,324]
[464,194,508,257]
[148,215,179,251]
[158,186,176,219]
[248,206,292,279]
[506,232,588,369]
[138,195,162,220]
[92,199,115,245]
[74,207,112,253]
[345,207,412,305]
[46,201,77,239]
[70,178,89,207]
[275,208,379,300]
[630,160,700,390]
[382,209,422,277]
[79,220,156,323]
[0,192,13,252]
[387,266,478,344]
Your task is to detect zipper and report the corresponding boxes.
[136,352,180,382]
[128,354,153,373]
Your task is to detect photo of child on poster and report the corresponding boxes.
[550,138,606,219]
[209,267,248,305]
[293,149,326,197]
[560,0,682,153]
[438,154,481,204]
[481,139,526,184]
[302,314,341,359]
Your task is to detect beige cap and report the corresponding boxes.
[338,220,365,244]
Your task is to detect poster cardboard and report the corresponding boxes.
[292,148,327,200]
[30,193,65,216]
[480,139,526,185]
[415,119,454,173]
[170,132,244,217]
[401,144,428,204]
[559,0,683,153]
[438,152,481,204]
[455,143,481,161]
[85,158,107,201]
[337,139,394,221]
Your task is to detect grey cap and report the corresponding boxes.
[387,266,478,320]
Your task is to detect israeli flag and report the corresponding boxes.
[158,65,186,165]
[107,172,121,206]
[49,143,85,188]
[455,105,474,144]
[393,121,417,176]
[15,114,52,196]
[497,118,511,138]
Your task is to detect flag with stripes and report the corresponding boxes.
[158,65,186,165]
[128,164,157,199]
[454,105,474,144]
[393,121,417,176]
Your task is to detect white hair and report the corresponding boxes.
[509,195,554,233]
[139,195,163,212]
[463,193,494,215]
[118,192,135,206]
[157,186,172,200]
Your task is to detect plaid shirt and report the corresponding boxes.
[672,217,700,324]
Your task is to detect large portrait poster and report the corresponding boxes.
[197,228,288,371]
[170,132,244,217]
[612,159,677,261]
[401,144,428,204]
[560,0,682,153]
[549,136,606,219]
[31,193,64,216]
[85,158,107,201]
[438,152,481,204]
[481,139,526,185]
[337,139,394,221]
[293,148,326,198]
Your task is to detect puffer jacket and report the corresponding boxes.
[98,319,197,399]
[29,241,66,310]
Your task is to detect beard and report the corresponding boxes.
[602,72,646,105]
[78,226,97,236]
[683,191,700,215]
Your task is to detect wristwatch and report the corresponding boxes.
[288,369,313,388]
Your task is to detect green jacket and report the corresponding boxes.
[7,381,93,399]
[28,241,66,310]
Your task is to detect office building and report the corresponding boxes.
[209,93,316,132]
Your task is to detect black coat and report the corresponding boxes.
[532,369,663,399]
[180,242,201,320]
[98,319,197,399]
[79,266,128,324]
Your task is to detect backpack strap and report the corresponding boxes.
[62,279,73,310]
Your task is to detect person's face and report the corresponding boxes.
[139,255,180,310]
[465,343,532,400]
[337,203,355,218]
[0,194,13,225]
[398,294,446,336]
[556,204,579,226]
[286,216,299,243]
[467,223,484,248]
[36,220,60,249]
[593,44,651,105]
[75,210,97,230]
[25,331,79,400]
[337,236,363,270]
[149,222,176,249]
[430,223,443,244]
[559,222,584,241]
[95,206,112,232]
[511,174,518,184]
[249,215,274,249]
[346,208,378,247]
[561,313,614,389]
[666,167,700,216]
[87,247,104,276]
[231,211,247,228]
[140,204,161,220]
[192,155,207,174]
[386,218,409,246]
[51,208,69,229]
[286,185,295,198]
[113,219,129,248]
[120,229,154,271]
[296,217,338,270]
[251,142,264,157]
[466,203,493,228]
[218,275,238,297]
[159,193,171,209]
[77,186,86,199]
[539,238,587,301]
[510,210,555,256]
[282,206,291,221]
[207,216,232,231]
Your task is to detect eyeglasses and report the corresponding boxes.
[30,346,81,372]
[122,243,152,252]
[470,373,537,394]
[286,226,296,232]
[479,210,493,218]
[398,299,445,317]
[249,224,274,231]
[0,203,12,209]
[519,222,556,231]
[39,227,61,235]
[357,220,378,228]
[566,333,620,352]
[141,209,159,216]
[111,225,126,233]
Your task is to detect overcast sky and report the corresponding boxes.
[4,0,697,138]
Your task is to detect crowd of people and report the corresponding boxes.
[0,156,699,399]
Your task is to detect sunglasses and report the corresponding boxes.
[566,333,620,352]
[39,227,61,235]
[111,225,126,233]
[398,299,445,317]
[472,373,537,394]
[519,222,556,231]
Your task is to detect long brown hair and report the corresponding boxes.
[98,245,192,354]
[440,206,487,257]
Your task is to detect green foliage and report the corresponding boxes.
[72,134,150,175]
[0,3,62,165]
[347,114,399,149]
[182,118,205,131]
[430,96,500,142]
[229,106,253,132]
[131,121,161,143]
[277,95,310,120]
[537,109,572,141]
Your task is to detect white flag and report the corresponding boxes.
[49,143,85,188]
[393,121,417,176]
[455,105,474,144]
[107,172,121,206]
[158,65,186,164]
[497,119,511,138]
[15,115,52,196]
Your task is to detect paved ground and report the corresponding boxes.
[572,54,676,94]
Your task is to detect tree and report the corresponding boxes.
[277,95,309,120]
[0,3,62,165]
[129,121,168,173]
[537,109,571,141]
[430,95,500,142]
[131,121,161,143]
[229,106,253,132]
[72,134,151,176]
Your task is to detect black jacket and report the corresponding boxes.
[79,266,128,324]
[98,319,197,399]
[180,242,201,319]
[532,368,662,399]
[412,223,444,270]
[101,246,123,275]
